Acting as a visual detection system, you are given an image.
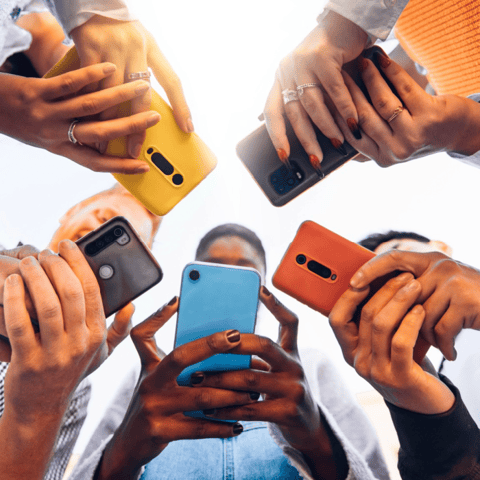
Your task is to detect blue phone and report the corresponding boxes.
[174,261,261,421]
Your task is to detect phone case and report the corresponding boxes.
[175,262,261,421]
[44,47,218,216]
[76,216,163,317]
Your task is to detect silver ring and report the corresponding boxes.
[282,89,299,105]
[296,83,321,96]
[387,106,404,123]
[68,119,83,146]
[127,70,151,82]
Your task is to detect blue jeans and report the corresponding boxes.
[140,421,302,479]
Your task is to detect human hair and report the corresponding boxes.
[195,224,266,272]
[358,231,431,252]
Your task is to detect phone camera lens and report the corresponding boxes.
[96,239,104,248]
[105,235,113,243]
[147,147,153,154]
[296,254,307,265]
[86,244,97,255]
[331,274,337,281]
[189,269,200,281]
[172,174,183,186]
[114,228,123,237]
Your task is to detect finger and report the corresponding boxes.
[4,274,37,356]
[264,78,290,161]
[159,329,242,382]
[38,249,85,334]
[208,398,287,424]
[43,62,118,100]
[432,308,462,361]
[0,335,12,362]
[251,357,271,372]
[147,36,192,133]
[328,286,370,366]
[170,417,243,440]
[260,287,298,353]
[107,302,135,355]
[350,250,433,289]
[19,257,63,344]
[419,290,450,349]
[57,240,105,332]
[391,305,425,375]
[370,279,421,364]
[0,245,40,260]
[59,80,151,120]
[131,297,178,366]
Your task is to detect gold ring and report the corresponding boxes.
[387,106,404,123]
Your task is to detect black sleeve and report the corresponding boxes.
[385,374,480,480]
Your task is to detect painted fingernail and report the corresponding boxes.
[347,118,362,140]
[357,57,369,73]
[350,270,364,288]
[103,64,116,74]
[135,82,150,95]
[203,408,216,416]
[309,155,321,171]
[226,329,241,343]
[190,372,205,385]
[276,148,289,164]
[329,138,348,156]
[262,286,272,296]
[134,164,150,174]
[249,392,260,401]
[376,52,391,69]
[187,118,194,133]
[233,423,243,435]
[168,296,178,306]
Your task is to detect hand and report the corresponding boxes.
[192,288,345,480]
[350,250,480,361]
[334,51,480,166]
[0,64,160,173]
[96,299,255,480]
[263,11,368,167]
[71,16,192,158]
[330,273,455,414]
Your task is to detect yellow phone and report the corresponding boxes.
[44,47,217,216]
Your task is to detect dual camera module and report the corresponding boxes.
[85,226,129,256]
[147,148,184,186]
[296,254,337,281]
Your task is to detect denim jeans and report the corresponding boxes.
[140,421,303,479]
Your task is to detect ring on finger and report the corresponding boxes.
[296,83,321,96]
[127,70,152,82]
[282,89,299,105]
[387,106,404,123]
[68,119,83,146]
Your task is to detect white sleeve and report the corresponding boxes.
[268,349,390,480]
[317,0,409,43]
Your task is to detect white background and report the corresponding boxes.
[2,0,480,455]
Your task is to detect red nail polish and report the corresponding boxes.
[347,118,362,140]
[357,57,369,73]
[309,154,321,170]
[276,148,288,163]
[377,52,391,69]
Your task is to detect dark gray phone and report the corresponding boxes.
[76,216,163,317]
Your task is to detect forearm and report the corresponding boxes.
[447,95,480,158]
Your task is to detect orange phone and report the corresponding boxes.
[272,221,430,360]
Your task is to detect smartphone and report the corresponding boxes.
[236,46,393,207]
[76,216,163,318]
[175,262,261,421]
[44,47,217,216]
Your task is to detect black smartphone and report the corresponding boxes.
[236,46,394,207]
[76,216,163,317]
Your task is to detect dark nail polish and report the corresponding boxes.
[190,372,204,385]
[357,57,369,73]
[376,51,391,69]
[226,329,240,343]
[168,296,177,306]
[203,409,216,416]
[329,138,348,156]
[347,118,362,140]
[262,286,272,296]
[233,423,243,435]
[249,392,260,401]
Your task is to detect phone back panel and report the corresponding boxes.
[175,262,260,386]
[272,221,374,316]
[76,216,163,317]
[44,47,217,216]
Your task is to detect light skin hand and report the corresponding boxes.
[71,16,192,158]
[330,274,455,414]
[349,250,480,361]
[264,10,368,165]
[193,288,347,480]
[96,299,254,480]
[335,51,480,166]
[0,64,160,174]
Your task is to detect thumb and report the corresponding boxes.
[107,303,135,355]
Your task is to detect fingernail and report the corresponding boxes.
[249,392,260,401]
[233,423,243,435]
[347,118,362,140]
[131,143,142,159]
[350,270,363,288]
[147,112,161,125]
[330,138,348,156]
[21,256,36,266]
[226,329,240,343]
[99,141,108,154]
[60,239,76,249]
[376,52,391,69]
[103,64,116,74]
[357,57,369,73]
[168,296,178,306]
[187,118,194,133]
[276,148,289,163]
[6,274,20,285]
[411,305,423,315]
[190,372,205,385]
[134,164,150,174]
[397,272,414,283]
[452,347,458,361]
[262,286,272,296]
[135,82,150,95]
[309,154,321,171]
[405,279,420,291]
[258,113,265,121]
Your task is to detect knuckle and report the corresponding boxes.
[205,333,225,354]
[168,347,189,369]
[290,382,306,404]
[376,97,389,111]
[284,401,301,422]
[82,279,101,299]
[194,390,214,410]
[286,109,301,127]
[81,99,99,115]
[193,422,209,438]
[391,335,409,356]
[301,96,317,113]
[59,75,76,95]
[371,318,387,336]
[243,370,260,389]
[361,304,375,324]
[255,335,274,354]
[39,303,61,321]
